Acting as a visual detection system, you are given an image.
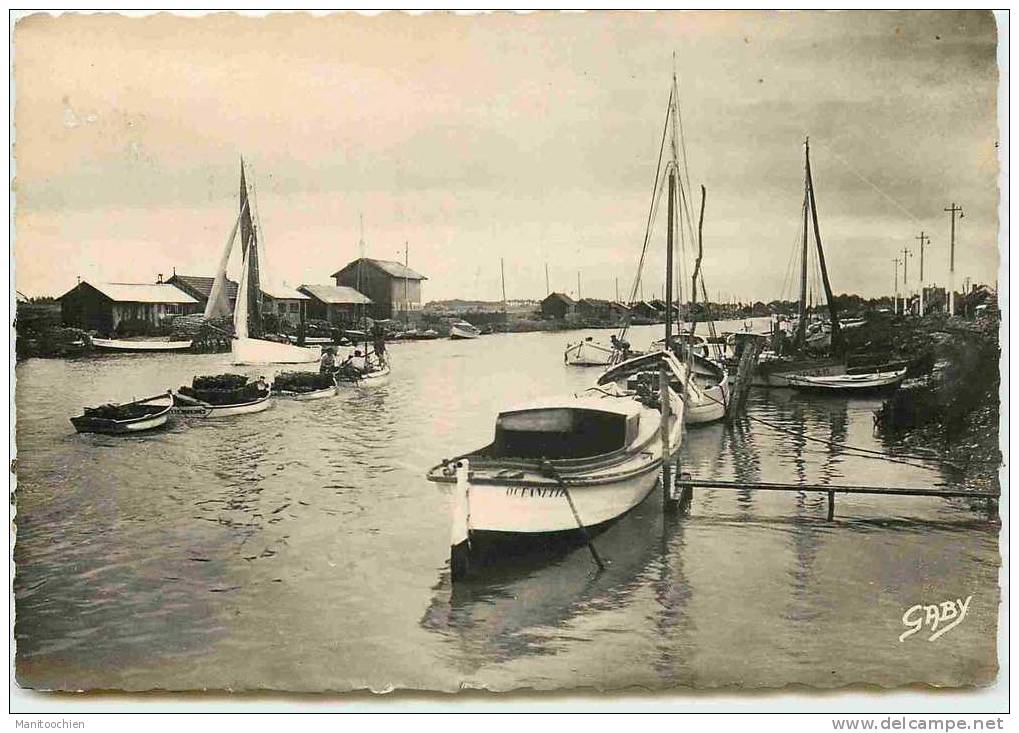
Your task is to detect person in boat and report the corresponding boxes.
[372,326,387,366]
[319,346,337,374]
[337,350,366,380]
[610,333,631,359]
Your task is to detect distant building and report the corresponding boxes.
[260,284,310,329]
[332,258,427,320]
[628,300,661,321]
[540,292,576,320]
[166,273,239,313]
[58,280,199,335]
[299,284,373,326]
[577,298,616,321]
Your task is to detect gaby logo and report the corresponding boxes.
[899,595,973,642]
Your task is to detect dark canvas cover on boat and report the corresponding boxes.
[274,371,334,393]
[181,373,266,405]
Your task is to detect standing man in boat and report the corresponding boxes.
[372,325,387,367]
[319,346,337,374]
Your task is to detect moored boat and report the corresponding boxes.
[427,351,687,575]
[564,337,614,366]
[91,337,193,353]
[449,321,481,340]
[70,391,175,434]
[784,367,907,393]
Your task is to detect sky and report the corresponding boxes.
[13,10,1002,303]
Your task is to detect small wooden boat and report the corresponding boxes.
[564,337,614,366]
[784,367,908,393]
[272,371,339,400]
[172,375,273,417]
[70,391,174,434]
[449,321,481,340]
[91,337,193,352]
[334,354,391,385]
[409,329,440,341]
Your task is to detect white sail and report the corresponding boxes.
[204,200,247,320]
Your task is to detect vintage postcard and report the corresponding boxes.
[11,10,1004,699]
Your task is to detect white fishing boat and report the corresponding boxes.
[449,320,481,340]
[91,337,193,352]
[70,391,174,434]
[272,371,339,400]
[334,351,391,385]
[563,336,614,366]
[427,351,686,574]
[172,375,273,417]
[785,367,907,393]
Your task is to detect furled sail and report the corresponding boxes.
[233,236,251,340]
[239,161,262,338]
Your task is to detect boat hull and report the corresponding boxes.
[278,385,338,400]
[464,463,663,536]
[450,325,481,340]
[753,357,846,387]
[92,338,192,352]
[785,369,907,393]
[231,337,321,365]
[172,391,273,417]
[564,340,614,366]
[70,395,174,435]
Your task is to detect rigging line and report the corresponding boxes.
[620,88,674,338]
[779,198,808,303]
[812,140,924,226]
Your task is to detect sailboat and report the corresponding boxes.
[205,160,321,366]
[602,68,729,426]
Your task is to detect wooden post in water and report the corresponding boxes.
[827,490,836,521]
[726,334,764,421]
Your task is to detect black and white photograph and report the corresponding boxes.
[10,9,1006,707]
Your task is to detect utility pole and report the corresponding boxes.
[615,277,619,303]
[944,202,964,315]
[545,263,550,297]
[577,271,582,301]
[892,258,901,314]
[916,231,931,317]
[901,246,913,315]
[500,258,507,314]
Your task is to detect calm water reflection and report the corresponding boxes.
[14,323,999,691]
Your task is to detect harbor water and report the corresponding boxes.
[14,322,999,692]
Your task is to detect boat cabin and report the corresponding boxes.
[485,401,641,460]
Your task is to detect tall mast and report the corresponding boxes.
[500,258,507,315]
[804,138,842,352]
[796,139,809,347]
[545,262,550,297]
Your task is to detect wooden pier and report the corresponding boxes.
[672,478,999,521]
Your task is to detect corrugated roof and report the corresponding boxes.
[299,284,373,305]
[261,283,310,300]
[168,274,239,301]
[84,282,198,304]
[331,258,427,281]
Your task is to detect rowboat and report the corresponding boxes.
[71,391,175,434]
[427,351,686,577]
[564,337,614,366]
[172,375,273,417]
[334,355,391,385]
[784,367,908,393]
[272,371,339,400]
[91,337,192,352]
[449,321,481,340]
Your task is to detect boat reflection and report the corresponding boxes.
[420,490,690,666]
